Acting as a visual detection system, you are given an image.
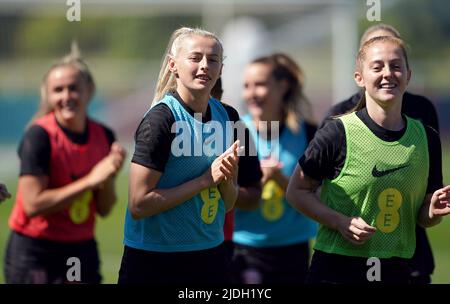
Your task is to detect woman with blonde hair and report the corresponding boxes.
[5,44,126,283]
[119,27,240,284]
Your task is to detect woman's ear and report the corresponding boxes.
[354,70,365,88]
[279,78,290,96]
[406,69,412,85]
[168,56,178,77]
[86,82,95,100]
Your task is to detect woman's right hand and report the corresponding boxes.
[336,215,377,245]
[202,140,240,187]
[260,158,283,185]
[87,142,126,188]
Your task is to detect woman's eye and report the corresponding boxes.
[69,85,78,91]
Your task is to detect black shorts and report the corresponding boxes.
[306,250,411,284]
[231,241,310,284]
[118,242,230,284]
[4,231,101,284]
[223,240,235,266]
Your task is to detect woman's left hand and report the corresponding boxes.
[429,185,450,218]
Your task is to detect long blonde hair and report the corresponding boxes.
[250,53,314,133]
[28,41,95,127]
[152,27,223,105]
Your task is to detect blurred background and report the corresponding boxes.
[0,0,449,283]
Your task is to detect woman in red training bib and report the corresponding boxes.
[5,46,126,284]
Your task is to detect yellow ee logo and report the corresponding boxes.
[376,188,402,233]
[200,187,221,224]
[69,191,92,224]
[261,180,284,221]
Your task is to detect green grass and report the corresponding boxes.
[1,144,450,284]
[428,143,450,283]
[95,171,128,283]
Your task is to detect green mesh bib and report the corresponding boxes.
[316,112,429,258]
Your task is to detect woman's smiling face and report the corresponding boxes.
[46,65,91,126]
[355,40,411,108]
[243,62,287,122]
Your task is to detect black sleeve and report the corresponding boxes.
[424,125,443,194]
[101,125,116,146]
[426,101,440,134]
[402,93,441,134]
[319,92,362,129]
[222,102,263,186]
[18,125,51,176]
[131,104,175,172]
[299,118,346,181]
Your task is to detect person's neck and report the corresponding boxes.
[176,87,210,116]
[253,112,284,130]
[54,113,87,133]
[365,94,404,131]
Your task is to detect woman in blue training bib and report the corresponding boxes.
[232,53,317,284]
[118,27,240,284]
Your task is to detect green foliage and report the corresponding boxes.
[0,15,21,58]
[2,15,201,59]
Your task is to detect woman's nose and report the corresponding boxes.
[200,56,209,71]
[243,86,254,100]
[62,88,71,100]
[383,66,393,77]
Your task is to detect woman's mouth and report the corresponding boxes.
[379,83,397,90]
[195,74,211,81]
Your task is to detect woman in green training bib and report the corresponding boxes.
[286,36,450,284]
